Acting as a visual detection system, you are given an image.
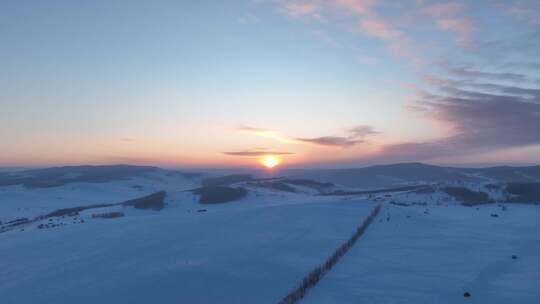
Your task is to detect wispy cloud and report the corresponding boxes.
[373,66,540,163]
[359,14,399,39]
[237,125,296,143]
[224,150,294,157]
[236,124,379,148]
[423,2,476,45]
[281,0,379,18]
[284,1,322,18]
[295,124,378,147]
[499,1,540,24]
[447,66,529,83]
[295,136,364,147]
[347,125,380,137]
[274,0,482,62]
[502,61,540,71]
[263,1,540,164]
[275,0,416,59]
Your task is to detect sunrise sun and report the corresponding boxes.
[260,155,281,169]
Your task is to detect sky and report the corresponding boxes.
[1,0,540,168]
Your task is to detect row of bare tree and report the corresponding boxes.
[278,204,382,304]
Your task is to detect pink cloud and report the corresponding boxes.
[284,1,321,17]
[276,0,417,60]
[357,14,418,60]
[359,15,399,39]
[423,2,476,42]
[424,2,464,17]
[333,0,379,15]
[436,18,476,35]
[280,1,395,41]
[421,75,455,87]
[282,0,379,19]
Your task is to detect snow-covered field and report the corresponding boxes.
[0,180,376,303]
[305,203,540,304]
[1,166,539,303]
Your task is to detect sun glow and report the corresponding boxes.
[260,155,281,169]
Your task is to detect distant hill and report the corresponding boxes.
[0,165,160,188]
[2,162,540,190]
[461,166,540,182]
[286,163,540,188]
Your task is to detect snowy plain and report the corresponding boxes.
[1,166,539,303]
[305,203,540,304]
[0,173,376,303]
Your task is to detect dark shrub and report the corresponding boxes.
[254,182,296,192]
[485,184,501,190]
[282,179,334,190]
[324,185,432,196]
[43,204,115,218]
[2,217,32,228]
[202,174,253,187]
[92,212,124,219]
[2,191,166,233]
[193,186,247,204]
[6,218,29,225]
[442,187,491,206]
[122,191,167,210]
[506,182,540,203]
[413,186,436,194]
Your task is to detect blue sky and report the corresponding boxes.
[1,0,539,168]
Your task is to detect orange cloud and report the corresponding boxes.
[237,126,297,143]
[224,150,294,157]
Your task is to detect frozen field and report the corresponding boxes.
[1,166,539,303]
[305,203,540,304]
[0,189,376,304]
